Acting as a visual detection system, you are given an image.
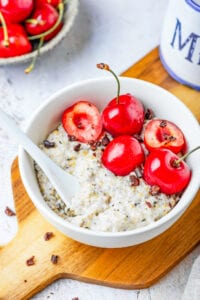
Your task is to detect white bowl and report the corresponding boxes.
[18,77,200,248]
[0,0,79,65]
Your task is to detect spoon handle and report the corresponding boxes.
[0,109,55,168]
[0,109,77,204]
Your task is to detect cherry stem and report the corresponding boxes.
[25,37,44,74]
[26,19,45,26]
[97,63,120,104]
[174,145,200,166]
[28,2,64,41]
[0,12,9,47]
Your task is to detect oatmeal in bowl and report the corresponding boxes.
[18,71,200,248]
[35,123,180,233]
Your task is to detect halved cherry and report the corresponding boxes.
[62,101,102,143]
[144,119,185,154]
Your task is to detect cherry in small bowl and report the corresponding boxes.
[0,0,79,66]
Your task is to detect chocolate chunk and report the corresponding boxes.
[4,206,16,216]
[101,134,110,146]
[73,144,81,152]
[43,140,55,148]
[44,232,54,241]
[149,185,160,196]
[72,298,79,300]
[26,256,35,266]
[145,108,154,120]
[129,175,140,186]
[51,254,59,264]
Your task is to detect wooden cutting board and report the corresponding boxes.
[0,48,200,300]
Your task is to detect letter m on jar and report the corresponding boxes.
[170,18,200,63]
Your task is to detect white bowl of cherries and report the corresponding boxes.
[18,64,200,248]
[0,0,79,72]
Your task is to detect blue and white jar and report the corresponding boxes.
[159,0,200,90]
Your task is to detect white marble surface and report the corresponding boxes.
[0,0,199,299]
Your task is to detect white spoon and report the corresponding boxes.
[0,109,79,207]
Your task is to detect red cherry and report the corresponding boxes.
[143,148,191,194]
[97,63,144,136]
[62,101,103,143]
[102,135,145,176]
[25,4,62,41]
[102,93,145,136]
[144,119,185,154]
[0,0,33,23]
[35,0,61,7]
[0,24,32,58]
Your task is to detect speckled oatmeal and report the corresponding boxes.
[35,124,180,232]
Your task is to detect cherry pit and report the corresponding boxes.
[62,63,200,195]
[0,0,65,72]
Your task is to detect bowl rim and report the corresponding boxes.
[18,77,200,238]
[0,0,79,65]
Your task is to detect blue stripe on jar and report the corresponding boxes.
[185,0,200,12]
[159,46,200,91]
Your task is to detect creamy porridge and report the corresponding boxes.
[35,123,180,232]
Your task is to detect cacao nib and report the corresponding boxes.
[145,201,152,208]
[101,134,110,146]
[149,185,160,196]
[74,144,81,152]
[168,135,176,141]
[145,108,154,120]
[68,135,77,142]
[26,256,35,266]
[51,254,59,264]
[44,232,54,241]
[129,175,140,186]
[159,120,167,128]
[5,206,16,216]
[89,140,101,151]
[43,140,55,148]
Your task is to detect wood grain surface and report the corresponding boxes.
[0,48,200,300]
